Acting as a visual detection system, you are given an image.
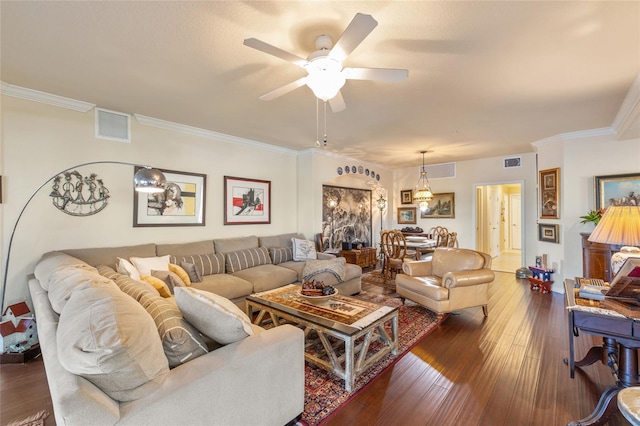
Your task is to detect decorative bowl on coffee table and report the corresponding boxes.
[299,288,338,305]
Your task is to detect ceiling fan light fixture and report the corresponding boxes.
[305,56,346,101]
[413,150,434,212]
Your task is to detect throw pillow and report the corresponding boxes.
[57,284,169,402]
[292,238,317,261]
[269,247,293,265]
[180,261,202,283]
[169,263,191,286]
[170,253,224,276]
[303,257,347,286]
[225,247,272,273]
[174,287,254,345]
[140,275,172,298]
[151,270,186,294]
[129,255,171,276]
[96,265,208,368]
[117,257,141,281]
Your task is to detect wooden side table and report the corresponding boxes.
[339,247,377,269]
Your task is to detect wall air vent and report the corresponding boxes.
[95,108,131,142]
[423,162,456,179]
[503,156,522,168]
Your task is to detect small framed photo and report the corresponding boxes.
[538,223,559,244]
[397,207,417,224]
[224,176,271,225]
[594,173,640,210]
[420,192,455,219]
[133,168,206,227]
[540,168,560,219]
[400,190,413,204]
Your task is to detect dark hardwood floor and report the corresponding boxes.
[0,269,631,425]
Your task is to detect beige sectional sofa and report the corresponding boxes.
[28,233,362,426]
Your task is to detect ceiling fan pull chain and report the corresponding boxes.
[315,97,320,147]
[323,101,328,148]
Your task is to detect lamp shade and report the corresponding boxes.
[133,167,166,193]
[588,206,640,247]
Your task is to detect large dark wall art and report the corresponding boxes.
[322,185,372,251]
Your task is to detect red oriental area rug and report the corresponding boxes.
[299,271,444,426]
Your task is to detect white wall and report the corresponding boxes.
[1,96,299,306]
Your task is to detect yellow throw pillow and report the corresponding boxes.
[140,275,172,298]
[169,263,191,286]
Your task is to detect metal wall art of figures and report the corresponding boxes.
[50,171,109,216]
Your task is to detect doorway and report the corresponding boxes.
[475,182,524,273]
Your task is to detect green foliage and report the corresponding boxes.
[579,209,605,225]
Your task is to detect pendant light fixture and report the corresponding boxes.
[413,150,434,212]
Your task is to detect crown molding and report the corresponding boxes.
[133,114,297,156]
[612,72,640,139]
[0,81,95,112]
[531,127,616,148]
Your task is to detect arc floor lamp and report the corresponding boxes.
[1,161,166,310]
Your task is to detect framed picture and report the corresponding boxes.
[420,192,455,219]
[538,223,559,243]
[134,168,206,227]
[224,176,271,225]
[540,168,560,219]
[594,173,640,210]
[400,189,413,204]
[322,185,372,250]
[397,207,417,224]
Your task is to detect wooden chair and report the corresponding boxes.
[382,230,416,282]
[446,231,459,248]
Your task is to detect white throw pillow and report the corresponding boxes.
[291,238,317,261]
[129,255,171,276]
[117,257,141,281]
[174,287,254,345]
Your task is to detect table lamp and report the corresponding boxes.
[588,206,640,276]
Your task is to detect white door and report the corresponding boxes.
[510,194,522,250]
[488,187,501,257]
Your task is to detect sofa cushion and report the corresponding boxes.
[34,251,98,291]
[117,257,141,280]
[302,257,347,285]
[57,283,169,402]
[180,261,202,283]
[174,287,254,345]
[130,255,171,276]
[170,253,225,276]
[97,265,208,368]
[225,247,272,273]
[168,263,191,286]
[292,238,317,261]
[268,247,293,265]
[396,275,449,301]
[139,274,171,297]
[232,264,298,292]
[258,233,302,249]
[214,235,258,254]
[432,248,486,278]
[152,270,186,291]
[156,240,215,256]
[48,267,117,314]
[62,243,157,268]
[190,274,254,300]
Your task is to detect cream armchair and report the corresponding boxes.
[395,247,495,316]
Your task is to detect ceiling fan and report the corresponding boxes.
[243,13,408,112]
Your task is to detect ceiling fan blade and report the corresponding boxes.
[329,91,346,112]
[343,67,408,82]
[258,77,308,101]
[243,38,308,67]
[328,13,378,62]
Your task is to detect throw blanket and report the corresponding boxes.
[303,258,347,284]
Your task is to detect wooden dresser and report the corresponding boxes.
[581,232,623,281]
[339,247,377,269]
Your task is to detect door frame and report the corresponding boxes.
[473,180,525,266]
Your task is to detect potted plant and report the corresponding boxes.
[580,208,606,225]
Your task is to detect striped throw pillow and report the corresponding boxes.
[96,265,208,368]
[225,247,272,273]
[170,253,225,276]
[269,247,293,265]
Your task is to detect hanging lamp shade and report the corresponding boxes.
[413,151,434,212]
[133,167,167,193]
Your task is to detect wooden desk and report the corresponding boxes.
[564,279,640,425]
[339,248,377,269]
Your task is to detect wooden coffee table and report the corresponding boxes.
[246,285,398,391]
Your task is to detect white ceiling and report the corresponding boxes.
[2,1,639,169]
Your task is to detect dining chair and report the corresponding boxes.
[382,230,416,282]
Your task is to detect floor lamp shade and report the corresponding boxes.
[1,161,165,310]
[588,206,640,247]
